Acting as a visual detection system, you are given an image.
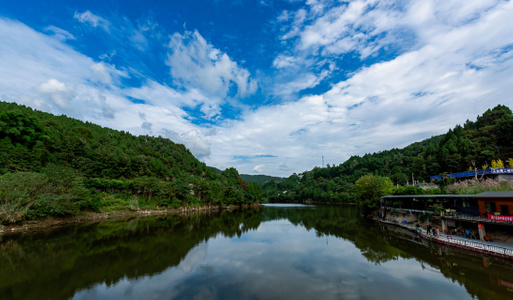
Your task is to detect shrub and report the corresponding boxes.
[76,191,103,212]
[393,186,425,195]
[424,187,442,194]
[418,213,430,223]
[27,194,79,219]
[447,178,513,194]
[0,201,31,224]
[158,197,183,208]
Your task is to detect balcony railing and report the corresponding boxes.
[421,230,513,258]
[388,208,434,215]
[443,213,513,224]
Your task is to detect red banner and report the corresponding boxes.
[488,215,513,222]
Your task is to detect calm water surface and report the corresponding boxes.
[1,204,513,299]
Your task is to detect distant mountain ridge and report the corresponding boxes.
[208,167,284,185]
[240,174,285,185]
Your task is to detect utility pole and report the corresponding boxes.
[322,155,324,168]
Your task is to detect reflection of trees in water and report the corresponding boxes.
[0,208,265,300]
[0,240,26,266]
[263,205,409,265]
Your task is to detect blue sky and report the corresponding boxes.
[1,0,513,176]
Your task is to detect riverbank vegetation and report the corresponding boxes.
[0,101,264,224]
[262,105,513,204]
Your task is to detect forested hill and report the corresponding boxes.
[207,167,284,185]
[263,105,513,203]
[0,101,203,178]
[240,174,285,185]
[0,101,263,224]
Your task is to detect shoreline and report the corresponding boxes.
[268,200,358,206]
[0,203,261,236]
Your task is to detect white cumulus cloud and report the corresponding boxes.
[166,30,257,100]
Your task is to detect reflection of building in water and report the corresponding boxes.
[497,278,513,289]
[237,223,249,237]
[381,222,513,299]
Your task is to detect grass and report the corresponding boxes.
[0,201,32,224]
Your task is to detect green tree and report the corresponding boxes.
[245,182,264,203]
[354,174,393,209]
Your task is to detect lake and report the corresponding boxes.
[1,204,513,299]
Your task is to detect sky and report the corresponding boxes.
[1,0,512,177]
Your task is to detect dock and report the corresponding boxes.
[379,219,513,260]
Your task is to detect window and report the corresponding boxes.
[485,202,496,212]
[501,205,509,216]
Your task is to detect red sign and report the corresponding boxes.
[488,215,513,222]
